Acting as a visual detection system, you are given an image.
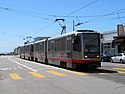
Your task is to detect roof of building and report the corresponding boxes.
[102,30,117,35]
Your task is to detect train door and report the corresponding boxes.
[31,44,34,61]
[72,34,82,60]
[65,36,73,68]
[69,34,83,68]
[66,36,72,59]
[44,38,48,63]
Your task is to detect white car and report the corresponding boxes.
[111,53,125,63]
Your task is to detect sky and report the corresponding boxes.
[0,0,125,53]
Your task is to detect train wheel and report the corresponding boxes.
[60,62,67,68]
[72,63,77,69]
[88,64,96,70]
[45,59,48,63]
[31,57,34,61]
[35,58,38,62]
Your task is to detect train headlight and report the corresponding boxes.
[97,55,99,58]
[85,55,88,58]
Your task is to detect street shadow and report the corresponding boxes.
[69,68,118,74]
[86,68,118,73]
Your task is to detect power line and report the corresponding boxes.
[1,5,125,37]
[53,0,98,32]
[1,6,125,19]
[0,6,52,21]
[0,6,56,37]
[81,7,125,24]
[111,16,125,19]
[0,5,113,19]
[31,22,56,36]
[64,0,98,17]
[117,13,124,24]
[0,6,57,38]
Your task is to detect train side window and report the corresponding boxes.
[48,41,51,52]
[51,41,55,51]
[67,37,71,51]
[73,36,81,52]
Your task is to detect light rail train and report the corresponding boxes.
[18,30,101,69]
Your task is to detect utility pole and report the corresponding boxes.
[73,20,75,31]
[73,20,83,31]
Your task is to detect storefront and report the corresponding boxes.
[112,36,125,53]
[112,24,125,53]
[102,30,117,55]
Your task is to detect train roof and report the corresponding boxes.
[30,30,99,44]
[24,42,34,46]
[48,30,99,40]
[33,38,47,44]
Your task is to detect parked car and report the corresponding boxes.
[111,53,125,63]
[101,53,112,62]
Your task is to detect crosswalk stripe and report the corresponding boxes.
[64,70,87,76]
[9,73,22,80]
[99,73,109,74]
[8,67,125,80]
[29,72,45,78]
[117,71,125,74]
[47,70,67,76]
[114,68,125,71]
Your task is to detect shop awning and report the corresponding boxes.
[112,39,125,45]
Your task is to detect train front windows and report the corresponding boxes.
[83,34,100,53]
[73,35,81,52]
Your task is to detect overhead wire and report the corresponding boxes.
[0,6,55,38]
[111,16,125,19]
[80,7,125,24]
[1,2,125,51]
[31,22,56,37]
[1,4,125,37]
[1,6,125,19]
[117,13,124,24]
[0,6,104,19]
[53,0,98,32]
[64,0,98,17]
[0,6,52,21]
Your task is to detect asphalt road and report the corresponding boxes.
[0,56,125,94]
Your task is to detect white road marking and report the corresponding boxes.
[8,58,37,72]
[20,59,66,70]
[0,66,23,71]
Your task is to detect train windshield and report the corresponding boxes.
[83,33,100,53]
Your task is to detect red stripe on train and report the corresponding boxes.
[31,56,101,63]
[47,57,101,64]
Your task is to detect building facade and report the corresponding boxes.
[102,30,117,55]
[102,24,125,55]
[112,24,125,53]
